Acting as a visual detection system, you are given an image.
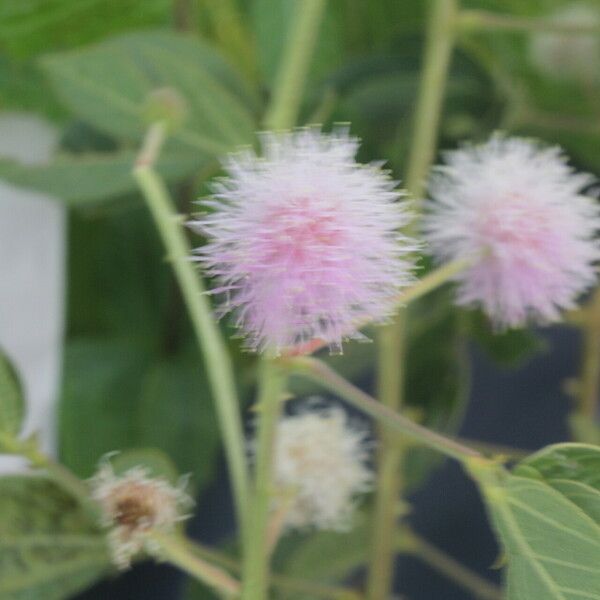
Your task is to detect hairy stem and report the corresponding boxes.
[133,124,249,537]
[241,359,287,600]
[460,9,600,34]
[369,308,408,599]
[368,1,458,598]
[240,3,327,597]
[405,0,459,203]
[154,533,240,597]
[263,0,327,130]
[286,357,481,462]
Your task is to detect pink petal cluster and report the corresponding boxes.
[424,135,600,327]
[192,129,416,352]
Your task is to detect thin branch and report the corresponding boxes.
[460,9,600,34]
[285,356,483,463]
[399,529,503,600]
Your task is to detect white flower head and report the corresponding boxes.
[423,134,600,327]
[529,3,600,84]
[90,460,193,569]
[269,400,373,532]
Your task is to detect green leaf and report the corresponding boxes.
[516,443,600,491]
[137,357,220,494]
[59,338,153,478]
[0,53,65,118]
[0,474,110,600]
[41,31,257,155]
[67,205,169,337]
[0,151,205,206]
[109,447,180,485]
[60,339,220,495]
[0,350,25,437]
[0,0,171,59]
[275,511,374,598]
[473,444,600,600]
[467,311,546,368]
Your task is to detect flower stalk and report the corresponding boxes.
[241,2,327,597]
[0,432,94,515]
[263,0,327,130]
[133,124,250,537]
[399,529,502,600]
[459,9,600,34]
[575,287,600,420]
[368,1,459,598]
[241,359,287,600]
[188,538,363,600]
[285,356,482,463]
[153,533,241,598]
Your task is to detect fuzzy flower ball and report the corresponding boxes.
[268,402,373,532]
[424,135,600,327]
[90,461,192,569]
[192,129,415,353]
[529,3,600,85]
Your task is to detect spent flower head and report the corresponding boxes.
[424,134,600,327]
[191,128,416,353]
[529,3,600,85]
[90,459,192,569]
[267,400,373,532]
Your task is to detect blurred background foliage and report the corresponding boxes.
[0,0,598,598]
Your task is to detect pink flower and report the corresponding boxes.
[191,129,416,352]
[424,135,600,327]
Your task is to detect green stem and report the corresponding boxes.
[133,126,249,537]
[460,9,600,34]
[577,287,600,420]
[400,257,472,304]
[240,3,326,597]
[172,0,196,32]
[287,357,481,463]
[399,529,502,600]
[201,0,258,81]
[368,309,407,600]
[263,0,327,130]
[405,0,459,203]
[241,359,287,600]
[154,533,240,598]
[187,539,362,600]
[368,1,458,598]
[0,433,94,515]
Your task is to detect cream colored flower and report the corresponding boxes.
[90,460,192,569]
[270,402,373,531]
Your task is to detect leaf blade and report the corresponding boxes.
[0,475,110,600]
[0,351,24,437]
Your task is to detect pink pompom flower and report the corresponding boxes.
[424,135,600,327]
[191,129,416,353]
